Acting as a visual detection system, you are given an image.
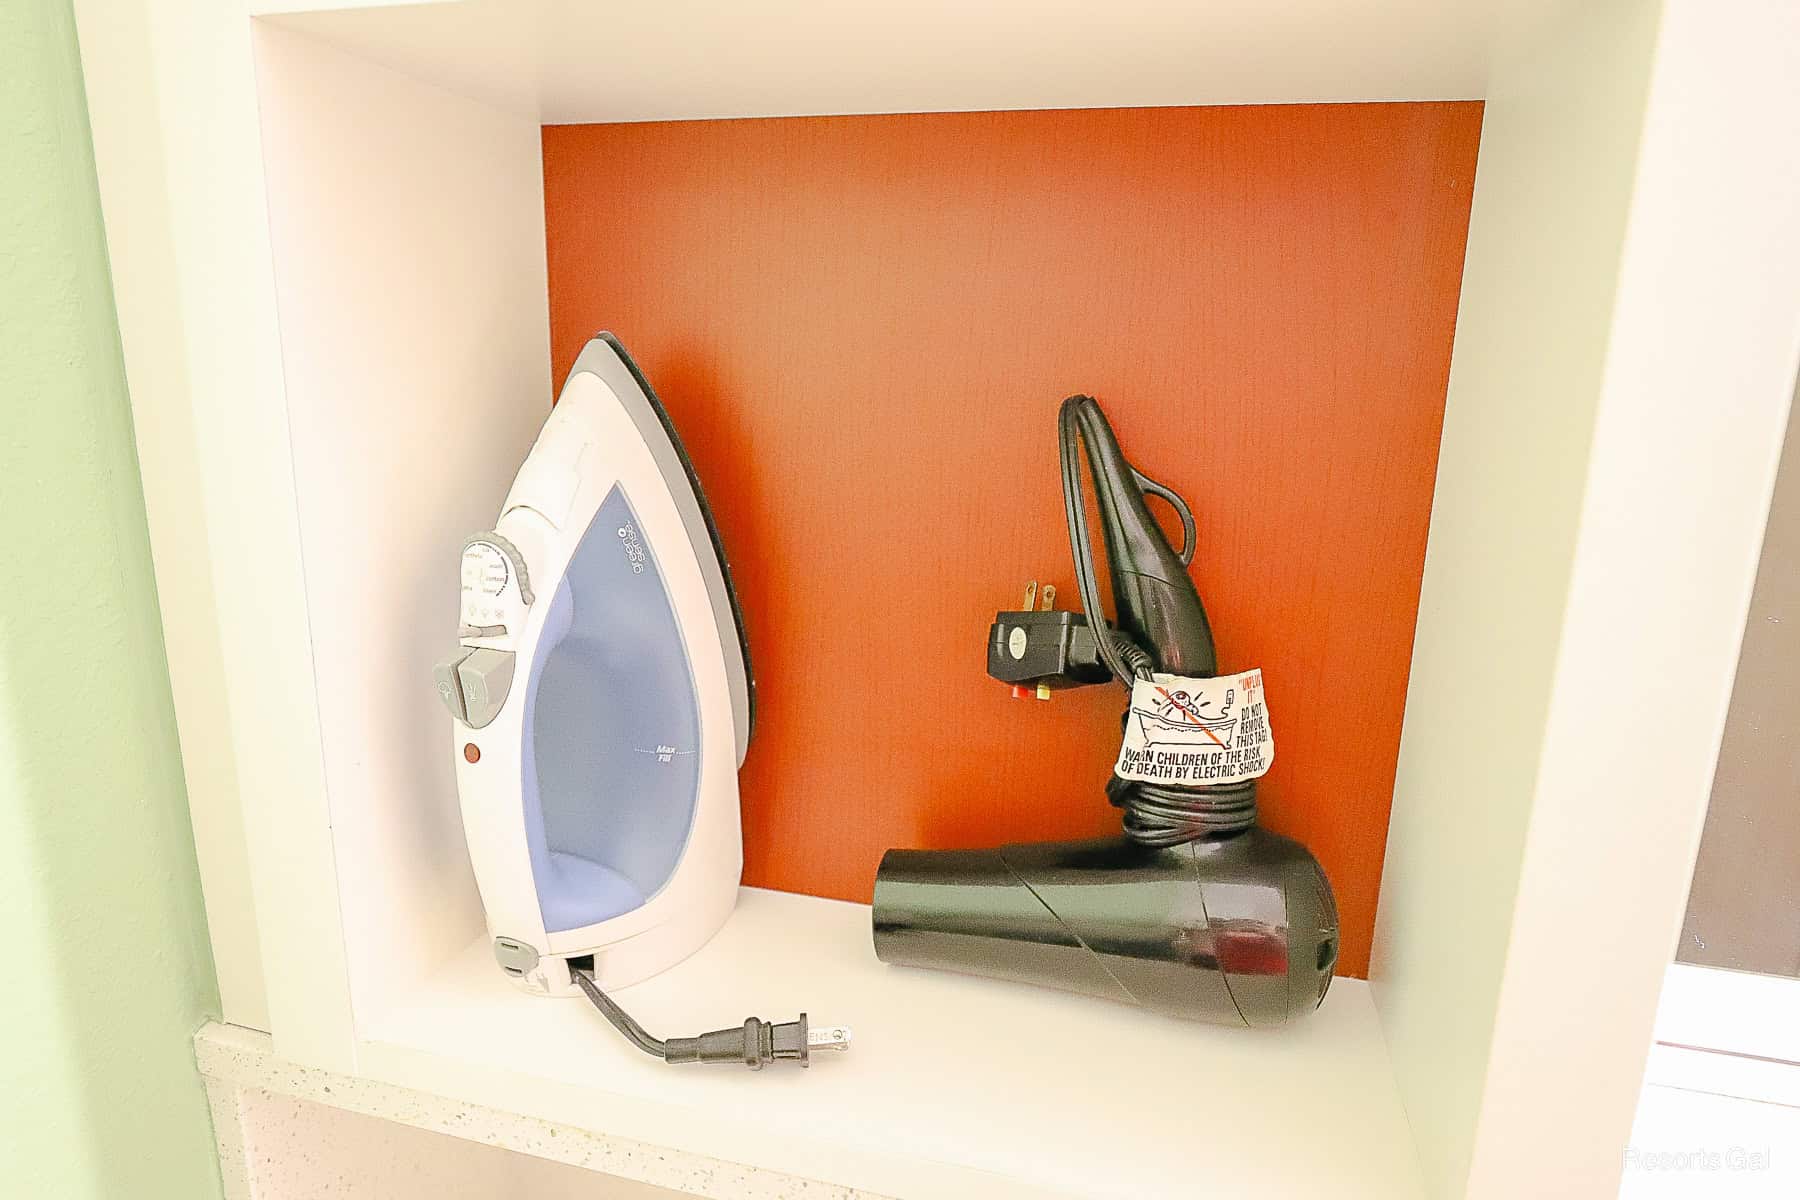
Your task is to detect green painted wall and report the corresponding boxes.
[0,2,224,1197]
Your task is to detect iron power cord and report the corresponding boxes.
[571,967,851,1069]
[1057,395,1259,845]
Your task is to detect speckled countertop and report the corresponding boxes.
[195,1022,889,1200]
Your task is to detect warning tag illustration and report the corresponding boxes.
[1114,668,1274,786]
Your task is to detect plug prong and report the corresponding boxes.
[1040,583,1056,611]
[807,1025,852,1051]
[1022,580,1038,610]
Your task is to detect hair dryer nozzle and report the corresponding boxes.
[872,832,1336,1027]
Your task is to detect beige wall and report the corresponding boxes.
[1681,370,1800,978]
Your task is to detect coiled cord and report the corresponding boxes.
[1058,396,1257,843]
[1113,775,1259,845]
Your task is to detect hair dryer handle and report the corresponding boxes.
[1059,396,1216,678]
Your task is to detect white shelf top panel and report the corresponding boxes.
[353,887,1423,1199]
[248,0,1545,123]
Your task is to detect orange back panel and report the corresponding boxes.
[543,102,1481,977]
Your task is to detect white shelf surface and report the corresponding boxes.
[325,888,1424,1199]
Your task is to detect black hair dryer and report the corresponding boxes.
[871,396,1338,1027]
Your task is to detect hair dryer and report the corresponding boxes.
[871,396,1338,1027]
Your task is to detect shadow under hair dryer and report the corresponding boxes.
[871,396,1338,1027]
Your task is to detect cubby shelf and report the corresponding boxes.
[73,1,1800,1196]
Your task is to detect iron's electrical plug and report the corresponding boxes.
[572,966,851,1071]
[664,1014,853,1069]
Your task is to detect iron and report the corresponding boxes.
[437,333,753,997]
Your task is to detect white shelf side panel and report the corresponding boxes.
[74,0,273,1029]
[353,888,1424,1200]
[72,0,348,1046]
[1469,1,1800,1195]
[1368,0,1667,1193]
[1375,1,1800,1199]
[252,23,553,1031]
[246,0,1556,123]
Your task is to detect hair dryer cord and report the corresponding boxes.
[1058,396,1258,843]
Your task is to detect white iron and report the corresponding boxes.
[437,334,753,998]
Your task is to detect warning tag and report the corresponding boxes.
[1114,668,1274,786]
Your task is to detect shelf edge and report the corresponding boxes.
[193,1021,888,1200]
